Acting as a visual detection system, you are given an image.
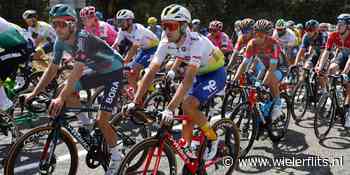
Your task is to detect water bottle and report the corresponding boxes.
[190,130,201,155]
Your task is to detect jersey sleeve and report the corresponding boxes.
[52,40,64,65]
[300,34,310,49]
[151,40,168,65]
[325,32,336,50]
[244,40,255,58]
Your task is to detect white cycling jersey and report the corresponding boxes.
[152,30,225,75]
[27,21,56,46]
[272,28,297,47]
[115,23,159,50]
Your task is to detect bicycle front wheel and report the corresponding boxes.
[314,93,335,140]
[117,138,176,175]
[5,126,78,175]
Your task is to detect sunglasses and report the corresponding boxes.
[52,20,69,29]
[276,28,285,32]
[255,32,266,38]
[161,21,180,32]
[305,28,316,32]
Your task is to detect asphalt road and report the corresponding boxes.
[1,106,349,175]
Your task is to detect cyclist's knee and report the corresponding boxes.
[182,96,200,113]
[328,64,339,74]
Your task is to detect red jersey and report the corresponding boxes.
[325,31,350,50]
[244,37,281,66]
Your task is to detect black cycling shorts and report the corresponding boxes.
[74,69,123,112]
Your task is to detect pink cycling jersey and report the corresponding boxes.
[85,21,117,46]
[207,32,233,53]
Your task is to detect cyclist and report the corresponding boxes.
[272,19,298,66]
[0,17,32,111]
[207,20,233,58]
[232,19,242,41]
[317,14,350,128]
[22,10,57,68]
[233,19,283,121]
[112,9,159,92]
[319,22,330,34]
[131,4,226,159]
[80,6,117,46]
[147,16,163,39]
[293,20,327,88]
[227,18,255,70]
[42,4,125,174]
[191,19,208,35]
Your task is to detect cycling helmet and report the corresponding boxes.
[116,9,134,19]
[234,20,241,28]
[79,6,96,18]
[305,19,319,30]
[22,10,38,20]
[209,20,223,31]
[275,19,286,29]
[95,11,104,21]
[239,18,255,31]
[337,13,350,24]
[286,20,295,28]
[296,23,304,29]
[192,19,200,25]
[49,4,77,20]
[148,17,158,25]
[254,19,272,33]
[161,4,191,23]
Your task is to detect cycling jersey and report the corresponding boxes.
[272,28,297,48]
[244,37,281,67]
[84,21,117,46]
[207,32,233,53]
[27,21,56,46]
[325,31,350,50]
[0,17,27,50]
[301,32,328,51]
[52,30,123,74]
[115,23,159,50]
[153,30,225,75]
[234,34,253,52]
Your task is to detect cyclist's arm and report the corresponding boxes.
[32,62,59,96]
[168,64,198,111]
[318,49,330,69]
[124,42,139,63]
[227,50,238,70]
[56,62,84,101]
[294,47,306,65]
[342,55,350,74]
[134,62,160,104]
[170,58,183,72]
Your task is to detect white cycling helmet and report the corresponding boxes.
[116,9,134,19]
[192,19,200,25]
[161,4,191,23]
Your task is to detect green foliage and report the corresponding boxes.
[0,0,348,30]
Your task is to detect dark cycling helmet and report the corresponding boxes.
[49,4,77,20]
[239,18,255,31]
[305,19,319,30]
[22,10,38,20]
[337,13,350,24]
[254,19,272,33]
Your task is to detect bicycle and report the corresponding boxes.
[4,99,151,175]
[117,109,240,175]
[228,72,290,158]
[291,67,322,122]
[314,74,346,140]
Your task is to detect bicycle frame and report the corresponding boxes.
[142,115,221,175]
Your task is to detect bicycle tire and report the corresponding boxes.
[314,93,336,140]
[229,102,258,158]
[5,126,78,175]
[291,81,310,122]
[117,138,176,175]
[221,87,242,119]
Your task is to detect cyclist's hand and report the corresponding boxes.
[122,102,136,115]
[166,70,176,81]
[161,109,174,125]
[23,92,36,104]
[48,97,64,117]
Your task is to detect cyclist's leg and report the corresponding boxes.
[264,64,283,120]
[182,67,226,142]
